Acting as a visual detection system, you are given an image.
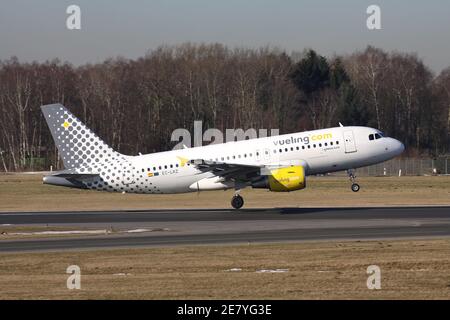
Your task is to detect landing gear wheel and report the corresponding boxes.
[231,195,244,209]
[347,169,360,193]
[351,183,360,192]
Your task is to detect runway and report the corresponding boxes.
[1,206,450,252]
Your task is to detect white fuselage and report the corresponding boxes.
[117,126,404,194]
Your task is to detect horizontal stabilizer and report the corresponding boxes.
[43,169,99,188]
[48,169,100,180]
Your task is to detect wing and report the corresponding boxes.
[190,159,263,181]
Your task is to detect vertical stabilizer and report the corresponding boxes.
[41,103,123,170]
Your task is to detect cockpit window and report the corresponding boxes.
[369,134,375,141]
[375,133,382,139]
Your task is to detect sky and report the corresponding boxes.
[0,0,449,74]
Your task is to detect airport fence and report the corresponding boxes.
[350,158,450,176]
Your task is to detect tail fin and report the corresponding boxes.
[41,104,122,170]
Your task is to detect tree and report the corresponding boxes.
[290,49,330,98]
[0,44,449,171]
[289,51,357,129]
[344,46,389,130]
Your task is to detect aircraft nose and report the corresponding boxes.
[392,139,405,155]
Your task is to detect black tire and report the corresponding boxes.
[351,183,360,192]
[231,195,244,209]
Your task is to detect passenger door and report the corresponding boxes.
[343,130,357,153]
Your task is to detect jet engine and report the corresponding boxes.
[252,166,306,192]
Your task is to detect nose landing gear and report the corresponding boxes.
[231,193,244,209]
[347,169,360,192]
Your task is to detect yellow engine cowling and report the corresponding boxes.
[252,166,306,192]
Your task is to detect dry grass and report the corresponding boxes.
[1,174,450,212]
[0,239,449,299]
[2,174,449,300]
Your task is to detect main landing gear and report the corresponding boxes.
[347,169,360,193]
[231,193,244,209]
[351,183,360,192]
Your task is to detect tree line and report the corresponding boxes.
[0,43,449,172]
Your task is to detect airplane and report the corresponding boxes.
[41,103,405,209]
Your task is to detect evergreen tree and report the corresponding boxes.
[289,50,330,97]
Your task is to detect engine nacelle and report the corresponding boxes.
[252,166,306,192]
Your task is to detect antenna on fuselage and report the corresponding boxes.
[339,122,344,127]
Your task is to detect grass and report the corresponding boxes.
[1,174,449,299]
[1,174,450,212]
[0,239,449,299]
